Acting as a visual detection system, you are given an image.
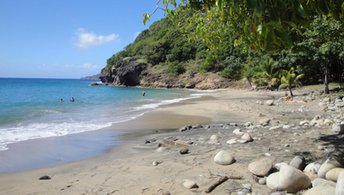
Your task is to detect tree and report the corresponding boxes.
[279,67,304,97]
[297,16,344,94]
[145,0,344,51]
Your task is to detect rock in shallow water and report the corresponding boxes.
[266,164,311,193]
[214,150,235,165]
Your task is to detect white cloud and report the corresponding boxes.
[75,28,119,49]
[81,63,98,69]
[41,63,99,69]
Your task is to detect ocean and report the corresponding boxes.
[0,78,211,172]
[0,78,200,152]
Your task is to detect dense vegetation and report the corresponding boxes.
[105,1,344,95]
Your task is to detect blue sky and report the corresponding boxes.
[0,1,165,78]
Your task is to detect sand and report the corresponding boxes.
[0,88,337,194]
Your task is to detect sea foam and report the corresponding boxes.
[0,122,112,151]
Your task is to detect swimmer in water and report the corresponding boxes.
[60,98,64,102]
[70,97,75,102]
[142,90,146,96]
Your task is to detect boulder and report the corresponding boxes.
[336,171,344,195]
[289,156,306,170]
[325,168,344,182]
[214,150,235,165]
[248,157,273,176]
[312,178,336,187]
[266,164,311,193]
[304,162,321,174]
[303,183,335,195]
[318,158,342,178]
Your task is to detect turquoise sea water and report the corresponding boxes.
[0,78,198,152]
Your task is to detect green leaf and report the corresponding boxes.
[143,13,150,25]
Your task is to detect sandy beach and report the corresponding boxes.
[0,88,342,194]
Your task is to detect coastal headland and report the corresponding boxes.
[0,88,343,194]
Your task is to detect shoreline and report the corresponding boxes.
[0,88,341,194]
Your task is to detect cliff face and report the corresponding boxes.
[101,57,231,89]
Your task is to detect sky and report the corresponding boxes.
[0,1,165,78]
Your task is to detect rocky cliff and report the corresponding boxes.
[100,57,232,89]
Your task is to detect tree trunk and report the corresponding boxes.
[289,86,294,97]
[324,69,329,94]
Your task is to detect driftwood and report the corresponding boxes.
[205,170,243,193]
[205,176,229,193]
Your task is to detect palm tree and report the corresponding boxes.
[279,67,304,97]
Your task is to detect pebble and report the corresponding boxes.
[241,133,253,142]
[299,120,309,126]
[161,191,171,195]
[233,128,244,136]
[248,157,273,176]
[226,138,237,145]
[210,134,220,141]
[179,148,189,155]
[304,162,321,174]
[269,126,281,130]
[264,153,271,157]
[152,161,160,166]
[39,175,51,180]
[156,147,168,153]
[289,156,306,170]
[258,177,266,185]
[213,150,235,165]
[265,100,274,106]
[183,179,198,189]
[259,118,271,126]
